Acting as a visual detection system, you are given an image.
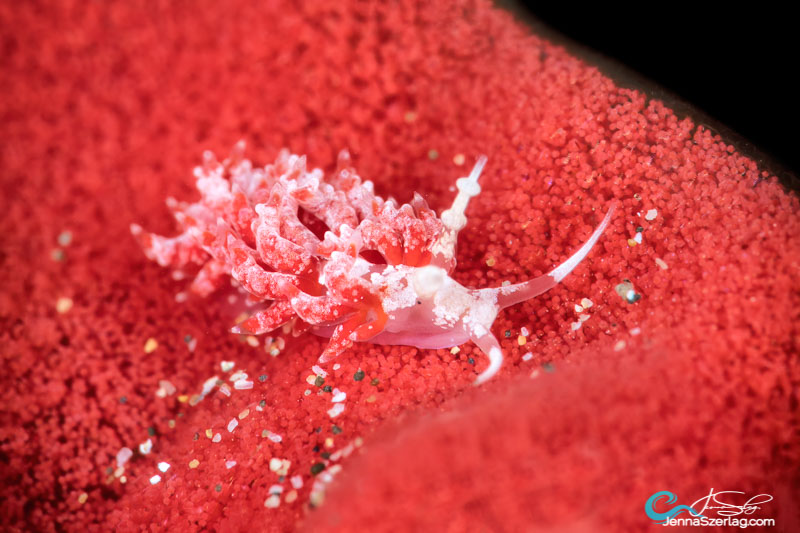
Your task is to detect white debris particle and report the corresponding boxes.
[305,374,317,385]
[578,314,591,323]
[143,338,158,353]
[156,380,176,397]
[331,389,347,403]
[328,403,345,418]
[655,258,668,270]
[614,340,627,351]
[520,327,530,337]
[139,439,153,455]
[333,363,341,370]
[269,458,283,472]
[450,346,460,354]
[268,484,284,494]
[264,494,281,508]
[226,460,237,469]
[200,376,219,397]
[116,447,133,467]
[229,371,247,382]
[187,337,198,352]
[56,297,73,314]
[220,361,235,372]
[234,380,253,390]
[157,462,170,473]
[570,322,582,332]
[212,433,222,443]
[57,230,73,246]
[219,384,231,397]
[227,418,238,432]
[268,432,283,443]
[149,475,161,485]
[312,365,328,378]
[630,327,641,336]
[290,475,303,489]
[114,466,125,478]
[175,292,189,303]
[645,209,658,221]
[522,352,533,361]
[633,232,642,244]
[580,298,593,309]
[626,289,636,301]
[574,303,583,313]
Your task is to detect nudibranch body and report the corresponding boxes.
[132,142,614,384]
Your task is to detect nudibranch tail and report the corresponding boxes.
[495,202,617,310]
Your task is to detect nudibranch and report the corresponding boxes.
[132,142,615,384]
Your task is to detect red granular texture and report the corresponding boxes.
[1,1,798,532]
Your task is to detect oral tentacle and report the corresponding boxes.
[471,331,504,385]
[496,202,616,309]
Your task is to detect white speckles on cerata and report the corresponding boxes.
[371,265,417,313]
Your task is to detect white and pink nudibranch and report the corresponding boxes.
[132,143,615,384]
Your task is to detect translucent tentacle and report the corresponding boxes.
[471,331,504,385]
[497,202,616,309]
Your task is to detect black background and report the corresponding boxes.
[509,3,798,182]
